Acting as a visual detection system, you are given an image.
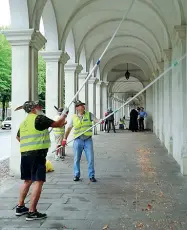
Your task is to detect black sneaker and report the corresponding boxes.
[90,177,97,182]
[73,176,80,181]
[26,211,47,221]
[15,205,29,216]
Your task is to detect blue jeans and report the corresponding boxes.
[73,138,95,178]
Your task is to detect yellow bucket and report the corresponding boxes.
[46,160,54,172]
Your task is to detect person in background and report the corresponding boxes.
[62,100,103,182]
[107,108,116,133]
[129,109,138,132]
[139,107,147,131]
[15,101,67,220]
[103,109,109,132]
[119,118,124,130]
[53,106,66,161]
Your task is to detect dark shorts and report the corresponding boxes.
[20,149,48,182]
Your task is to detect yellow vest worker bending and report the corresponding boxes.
[62,100,103,182]
[15,101,67,221]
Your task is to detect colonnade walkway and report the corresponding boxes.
[1,130,187,229]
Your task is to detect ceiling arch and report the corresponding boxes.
[102,54,152,82]
[91,46,155,72]
[87,35,159,67]
[60,0,174,50]
[77,18,162,60]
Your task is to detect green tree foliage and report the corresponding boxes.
[38,55,46,108]
[0,33,11,120]
[0,32,46,119]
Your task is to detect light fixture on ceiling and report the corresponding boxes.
[125,63,130,80]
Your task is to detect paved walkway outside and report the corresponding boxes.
[0,130,187,229]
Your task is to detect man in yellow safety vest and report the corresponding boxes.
[15,101,67,220]
[53,106,66,161]
[62,100,103,182]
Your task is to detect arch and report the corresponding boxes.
[102,54,152,82]
[31,0,47,29]
[77,18,162,59]
[88,35,159,67]
[9,0,30,29]
[61,0,172,49]
[79,47,86,70]
[94,46,155,72]
[41,0,59,50]
[65,30,76,63]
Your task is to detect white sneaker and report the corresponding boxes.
[104,130,106,132]
[55,155,60,161]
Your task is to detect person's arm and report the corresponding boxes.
[144,112,148,117]
[62,119,73,146]
[16,129,20,142]
[35,115,66,131]
[91,113,100,123]
[64,127,73,140]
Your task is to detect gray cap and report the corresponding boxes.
[23,101,41,113]
[74,100,85,107]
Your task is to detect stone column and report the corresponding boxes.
[157,62,164,143]
[64,62,78,144]
[102,81,109,115]
[96,81,102,131]
[79,72,88,103]
[175,26,187,175]
[40,51,69,119]
[75,65,83,101]
[88,78,97,134]
[4,29,46,175]
[163,49,173,152]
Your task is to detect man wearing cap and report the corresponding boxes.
[15,101,67,220]
[53,106,66,161]
[62,100,102,182]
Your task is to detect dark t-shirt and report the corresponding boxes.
[17,115,54,155]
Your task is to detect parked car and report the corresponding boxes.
[1,116,11,129]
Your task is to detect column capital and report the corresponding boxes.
[79,72,88,79]
[163,49,172,63]
[102,81,109,86]
[157,61,164,73]
[60,52,70,65]
[64,62,78,72]
[40,50,63,62]
[88,78,98,84]
[75,64,83,75]
[174,25,187,41]
[3,29,46,50]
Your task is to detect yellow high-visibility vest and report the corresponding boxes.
[73,111,92,138]
[53,115,65,136]
[20,113,51,152]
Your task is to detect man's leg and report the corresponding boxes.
[16,180,32,216]
[26,153,47,220]
[18,180,32,206]
[29,181,44,212]
[112,121,116,133]
[84,138,96,182]
[142,119,144,130]
[107,121,110,133]
[73,138,84,180]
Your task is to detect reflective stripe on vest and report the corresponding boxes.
[53,127,65,135]
[73,111,93,138]
[20,113,51,152]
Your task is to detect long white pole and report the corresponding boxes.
[66,0,136,108]
[52,53,186,153]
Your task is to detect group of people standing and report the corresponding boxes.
[103,108,116,133]
[129,107,147,132]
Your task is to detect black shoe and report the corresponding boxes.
[73,176,80,182]
[15,205,29,216]
[26,211,47,221]
[90,177,97,182]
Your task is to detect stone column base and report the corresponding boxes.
[181,156,187,175]
[168,137,173,155]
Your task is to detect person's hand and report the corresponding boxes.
[61,107,69,116]
[62,139,67,147]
